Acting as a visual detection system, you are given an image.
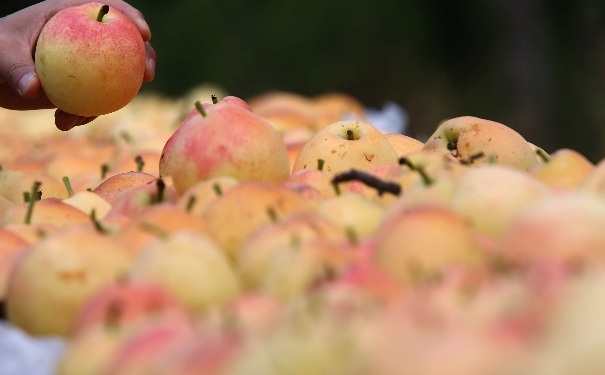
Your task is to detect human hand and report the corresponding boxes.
[0,0,156,130]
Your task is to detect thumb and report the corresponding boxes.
[1,57,42,100]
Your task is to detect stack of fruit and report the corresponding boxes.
[2,3,605,373]
[2,87,605,374]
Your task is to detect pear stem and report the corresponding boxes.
[332,169,402,196]
[62,176,74,197]
[346,129,355,140]
[332,182,341,196]
[345,226,359,246]
[91,209,110,234]
[96,5,110,22]
[195,101,207,117]
[135,155,145,172]
[24,181,42,225]
[211,95,218,104]
[213,183,223,197]
[317,159,325,171]
[266,206,278,223]
[536,147,551,162]
[101,163,109,179]
[154,179,166,204]
[185,195,197,213]
[399,157,434,186]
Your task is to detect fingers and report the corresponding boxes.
[144,42,156,82]
[0,81,54,110]
[54,110,96,131]
[0,38,41,100]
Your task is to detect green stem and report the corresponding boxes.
[332,182,341,196]
[101,163,109,179]
[211,95,218,104]
[399,157,433,186]
[317,159,325,171]
[91,209,110,234]
[346,129,354,140]
[135,155,145,172]
[195,101,207,117]
[62,176,74,197]
[213,183,223,197]
[154,179,166,204]
[185,195,197,213]
[266,206,278,223]
[536,147,551,163]
[96,5,110,22]
[345,226,359,246]
[24,181,42,225]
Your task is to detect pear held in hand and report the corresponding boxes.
[34,3,146,117]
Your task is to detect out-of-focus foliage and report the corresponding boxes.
[3,0,605,160]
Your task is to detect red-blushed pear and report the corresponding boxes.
[35,3,146,117]
[222,293,286,335]
[99,311,196,375]
[203,181,312,261]
[158,102,214,178]
[128,231,241,315]
[112,203,210,259]
[6,226,132,336]
[423,116,540,171]
[373,204,484,285]
[105,178,177,220]
[71,279,190,336]
[292,120,399,175]
[316,192,385,240]
[1,198,90,230]
[236,211,349,291]
[56,283,191,375]
[153,327,244,375]
[384,133,424,158]
[175,176,239,216]
[521,269,605,375]
[257,238,354,301]
[327,251,405,307]
[530,148,595,190]
[0,169,68,203]
[166,97,290,195]
[92,171,157,206]
[499,192,605,268]
[2,222,58,247]
[288,160,336,198]
[449,164,554,240]
[63,190,112,219]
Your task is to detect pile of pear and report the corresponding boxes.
[1,88,605,375]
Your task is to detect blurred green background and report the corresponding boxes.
[3,1,605,161]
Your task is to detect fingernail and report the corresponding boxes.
[18,73,35,97]
[146,57,156,79]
